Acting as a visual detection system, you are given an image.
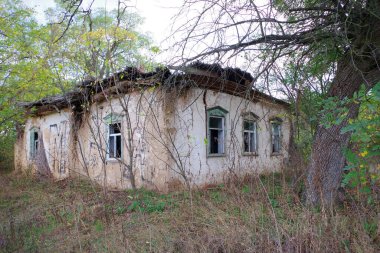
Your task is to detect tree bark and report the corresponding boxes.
[306,53,380,207]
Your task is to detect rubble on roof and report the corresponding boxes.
[79,66,171,94]
[188,61,254,85]
[20,62,289,114]
[18,90,82,110]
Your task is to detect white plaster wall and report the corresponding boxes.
[15,109,72,179]
[168,87,291,186]
[16,86,290,191]
[71,89,172,191]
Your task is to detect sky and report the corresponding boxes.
[22,0,180,56]
[20,0,286,97]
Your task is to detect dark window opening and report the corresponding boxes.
[34,132,39,152]
[243,120,257,153]
[271,122,281,153]
[209,116,224,154]
[108,123,122,158]
[30,130,39,159]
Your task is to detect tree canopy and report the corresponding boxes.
[0,0,156,135]
[46,4,157,80]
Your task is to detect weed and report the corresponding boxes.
[269,197,279,208]
[94,219,104,232]
[127,199,166,213]
[127,200,141,212]
[0,173,379,252]
[210,191,224,204]
[115,205,127,215]
[363,220,378,239]
[241,184,250,194]
[144,200,166,213]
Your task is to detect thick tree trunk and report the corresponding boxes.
[306,53,380,207]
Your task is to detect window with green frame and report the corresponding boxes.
[104,113,123,159]
[29,127,39,159]
[207,107,228,155]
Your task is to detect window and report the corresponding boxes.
[209,116,224,154]
[29,128,39,159]
[104,113,123,160]
[207,107,228,155]
[108,123,122,159]
[243,118,257,154]
[271,119,282,153]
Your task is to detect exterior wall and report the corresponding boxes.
[166,87,291,186]
[71,89,171,191]
[15,86,290,191]
[14,109,72,179]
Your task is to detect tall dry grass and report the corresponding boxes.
[0,169,379,252]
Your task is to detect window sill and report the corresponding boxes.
[106,158,122,163]
[207,153,226,158]
[242,152,258,157]
[270,152,282,157]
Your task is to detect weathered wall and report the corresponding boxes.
[15,109,72,179]
[15,85,290,191]
[166,87,291,187]
[69,89,172,191]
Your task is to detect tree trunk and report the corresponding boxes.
[306,53,380,207]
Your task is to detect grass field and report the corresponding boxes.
[0,170,379,252]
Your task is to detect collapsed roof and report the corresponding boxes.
[20,62,289,115]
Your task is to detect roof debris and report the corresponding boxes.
[20,62,289,114]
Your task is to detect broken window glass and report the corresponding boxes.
[271,122,282,153]
[209,116,224,154]
[243,120,257,153]
[30,129,39,159]
[108,123,122,159]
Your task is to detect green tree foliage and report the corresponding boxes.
[46,5,157,80]
[0,133,15,171]
[0,0,157,170]
[316,82,380,202]
[0,0,60,133]
[340,83,380,202]
[274,57,330,160]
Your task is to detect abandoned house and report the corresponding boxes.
[15,62,291,191]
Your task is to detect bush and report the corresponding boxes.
[0,133,16,172]
[341,82,380,202]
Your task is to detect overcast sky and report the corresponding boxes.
[22,0,180,51]
[20,0,286,98]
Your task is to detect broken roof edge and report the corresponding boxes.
[178,73,290,108]
[18,90,83,109]
[20,62,290,113]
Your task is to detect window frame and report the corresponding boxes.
[270,118,283,155]
[242,113,259,155]
[206,106,228,157]
[104,113,123,161]
[29,127,39,160]
[107,122,122,160]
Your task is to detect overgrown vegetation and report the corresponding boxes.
[340,83,380,202]
[0,134,15,172]
[0,0,159,172]
[0,172,378,252]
